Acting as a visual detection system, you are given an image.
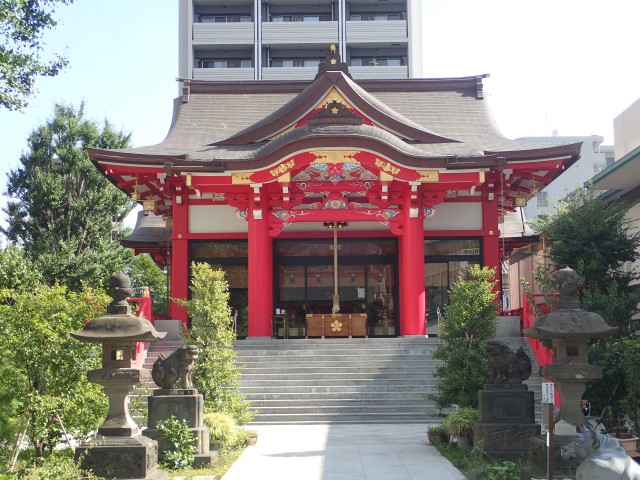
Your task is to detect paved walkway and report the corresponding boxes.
[221,424,465,480]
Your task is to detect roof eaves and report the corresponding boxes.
[589,143,640,189]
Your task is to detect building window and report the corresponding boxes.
[272,15,292,22]
[350,15,361,21]
[537,191,548,207]
[240,16,251,22]
[241,59,252,68]
[350,58,362,66]
[303,15,320,22]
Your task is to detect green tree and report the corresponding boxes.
[429,265,498,410]
[124,253,168,316]
[0,284,109,457]
[0,244,41,291]
[2,102,134,290]
[1,0,73,110]
[182,263,253,425]
[0,245,41,447]
[531,193,640,432]
[532,194,640,333]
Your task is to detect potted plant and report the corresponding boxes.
[443,407,479,451]
[203,412,239,451]
[426,424,450,445]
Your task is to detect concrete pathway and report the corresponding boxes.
[222,424,465,480]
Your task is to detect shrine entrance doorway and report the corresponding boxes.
[274,238,398,338]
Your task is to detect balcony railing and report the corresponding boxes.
[193,68,255,81]
[348,65,408,80]
[262,66,318,81]
[193,22,254,45]
[262,21,338,45]
[345,20,407,44]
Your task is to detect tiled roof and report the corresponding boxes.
[100,74,578,164]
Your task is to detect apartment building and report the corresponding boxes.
[179,0,424,81]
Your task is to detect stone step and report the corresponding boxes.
[240,367,434,377]
[248,398,434,408]
[248,412,432,424]
[239,384,435,395]
[242,391,433,402]
[240,377,434,387]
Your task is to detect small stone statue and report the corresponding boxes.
[561,424,640,480]
[485,340,532,384]
[152,345,199,390]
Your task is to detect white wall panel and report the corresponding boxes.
[424,203,483,231]
[189,205,248,233]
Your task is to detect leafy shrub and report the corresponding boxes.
[157,416,196,470]
[181,263,254,425]
[429,265,498,410]
[443,407,479,437]
[11,450,103,479]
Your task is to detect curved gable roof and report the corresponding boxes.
[214,71,459,146]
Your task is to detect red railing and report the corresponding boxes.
[128,294,153,368]
[521,292,555,367]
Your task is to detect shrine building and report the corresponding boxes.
[90,50,580,339]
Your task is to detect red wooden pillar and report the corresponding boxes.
[399,183,426,336]
[169,199,189,330]
[482,193,501,295]
[248,202,273,337]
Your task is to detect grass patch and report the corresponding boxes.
[168,445,246,479]
[430,439,526,480]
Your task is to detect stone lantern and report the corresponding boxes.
[522,267,618,479]
[523,267,618,435]
[72,273,167,480]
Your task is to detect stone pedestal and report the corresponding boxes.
[76,435,168,480]
[474,384,541,458]
[145,389,217,467]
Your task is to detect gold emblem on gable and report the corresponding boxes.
[310,151,360,164]
[319,88,354,110]
[232,173,253,185]
[417,170,439,182]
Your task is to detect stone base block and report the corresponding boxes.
[479,387,535,424]
[148,393,203,429]
[193,451,219,467]
[76,435,168,480]
[527,434,576,478]
[474,423,540,458]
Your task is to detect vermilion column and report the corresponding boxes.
[169,199,189,329]
[482,193,501,295]
[399,184,426,336]
[248,203,273,337]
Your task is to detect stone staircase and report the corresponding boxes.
[133,334,544,425]
[235,336,545,425]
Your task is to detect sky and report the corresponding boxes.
[1,0,640,229]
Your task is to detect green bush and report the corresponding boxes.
[10,450,103,479]
[443,407,479,437]
[204,412,238,446]
[157,416,196,470]
[429,265,498,410]
[181,263,254,425]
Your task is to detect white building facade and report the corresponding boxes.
[179,0,424,82]
[520,135,614,221]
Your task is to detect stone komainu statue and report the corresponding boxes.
[485,340,532,384]
[151,345,199,390]
[561,424,640,480]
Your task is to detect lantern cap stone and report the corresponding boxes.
[523,267,619,340]
[72,273,166,343]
